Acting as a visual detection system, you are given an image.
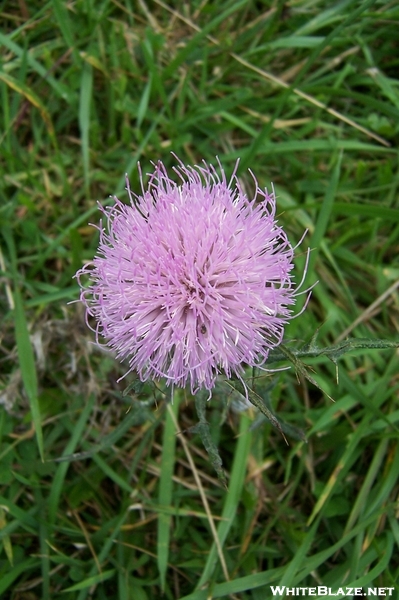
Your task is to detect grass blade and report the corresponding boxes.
[196,410,252,589]
[13,287,43,461]
[47,394,96,523]
[79,61,93,195]
[157,393,181,591]
[0,71,55,140]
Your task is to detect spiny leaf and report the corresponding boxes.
[224,378,289,444]
[189,393,227,487]
[269,338,399,364]
[277,343,335,403]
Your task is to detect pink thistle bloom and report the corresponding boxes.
[76,157,304,396]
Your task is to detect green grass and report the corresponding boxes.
[1,0,399,598]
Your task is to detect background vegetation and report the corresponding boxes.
[1,0,399,598]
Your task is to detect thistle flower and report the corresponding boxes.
[76,157,305,396]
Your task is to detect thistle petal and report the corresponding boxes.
[76,157,303,396]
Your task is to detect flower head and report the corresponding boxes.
[77,157,302,395]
